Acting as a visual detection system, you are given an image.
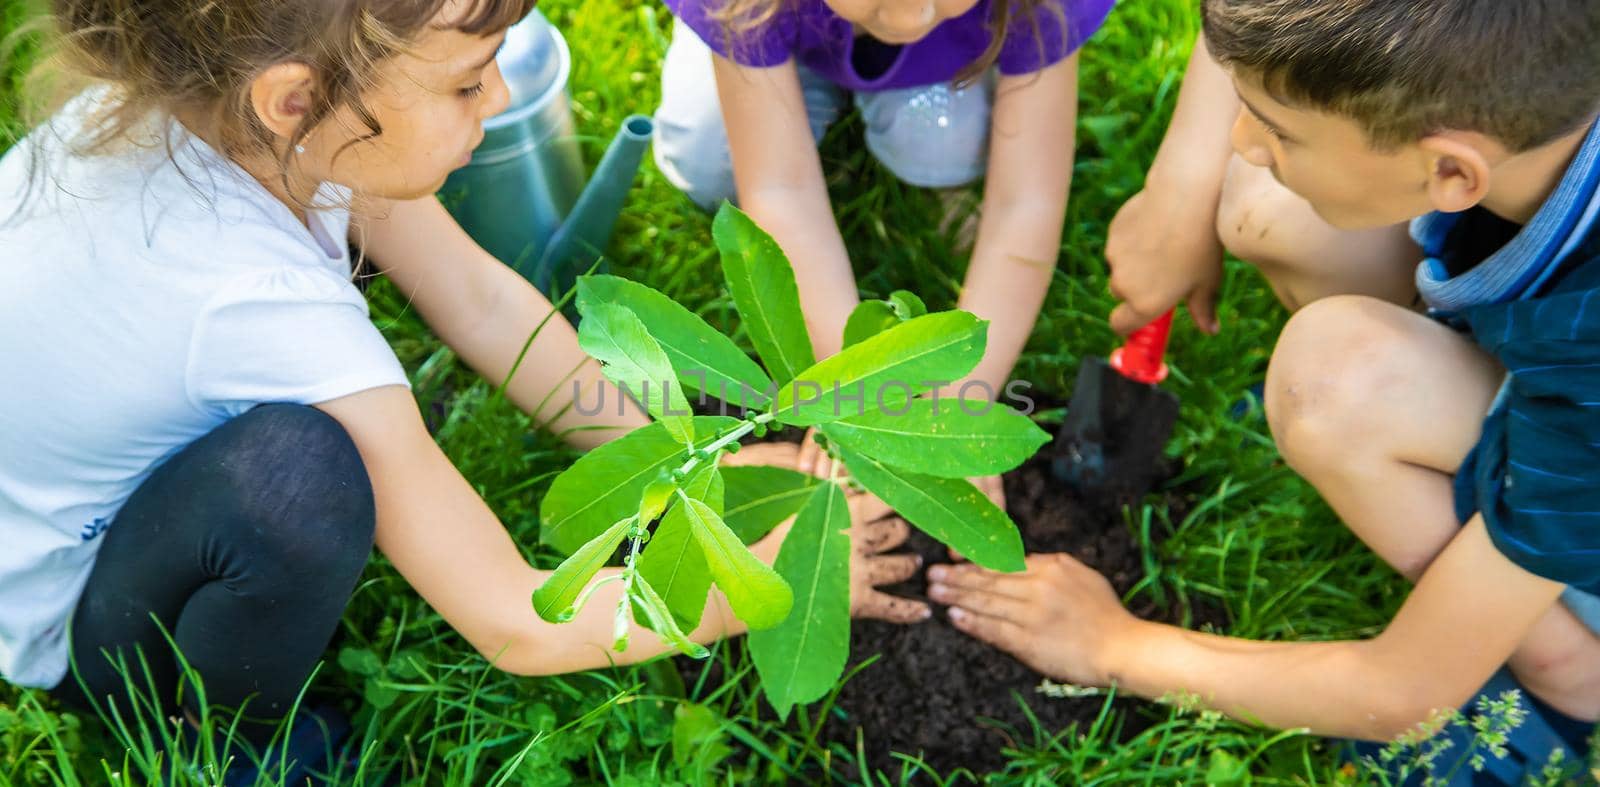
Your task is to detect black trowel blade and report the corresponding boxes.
[1053,356,1180,500]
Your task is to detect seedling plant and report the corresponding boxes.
[534,204,1050,716]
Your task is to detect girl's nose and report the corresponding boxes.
[482,61,512,119]
[1230,110,1275,169]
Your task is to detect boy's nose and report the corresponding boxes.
[1230,110,1275,168]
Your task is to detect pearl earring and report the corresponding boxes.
[294,144,306,154]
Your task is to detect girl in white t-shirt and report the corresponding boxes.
[0,0,926,773]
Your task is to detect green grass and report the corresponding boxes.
[0,0,1414,783]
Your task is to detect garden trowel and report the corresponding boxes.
[1053,309,1179,499]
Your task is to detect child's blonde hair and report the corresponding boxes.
[4,0,532,203]
[709,0,1068,88]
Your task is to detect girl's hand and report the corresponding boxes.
[738,438,927,623]
[795,427,830,478]
[846,493,929,624]
[926,553,1136,685]
[1106,182,1226,337]
[721,440,806,469]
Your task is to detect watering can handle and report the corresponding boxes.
[1108,309,1173,385]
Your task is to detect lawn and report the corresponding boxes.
[0,0,1408,783]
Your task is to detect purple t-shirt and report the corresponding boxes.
[667,0,1116,92]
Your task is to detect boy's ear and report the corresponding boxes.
[1418,134,1495,214]
[249,62,317,146]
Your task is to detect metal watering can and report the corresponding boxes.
[440,10,654,297]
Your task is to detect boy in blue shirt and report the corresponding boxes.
[926,0,1600,776]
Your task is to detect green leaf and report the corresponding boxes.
[837,446,1025,572]
[771,312,987,427]
[721,466,819,543]
[680,495,793,630]
[1205,750,1248,786]
[577,276,774,408]
[821,400,1049,478]
[631,575,710,659]
[638,476,676,525]
[672,704,733,773]
[337,647,382,678]
[713,204,816,385]
[532,516,635,622]
[636,465,722,631]
[363,678,401,710]
[749,482,851,718]
[888,290,926,319]
[578,302,695,446]
[841,300,899,350]
[541,416,736,554]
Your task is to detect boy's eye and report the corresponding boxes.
[459,83,485,99]
[1253,113,1284,140]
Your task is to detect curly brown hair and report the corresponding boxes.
[3,0,532,206]
[708,0,1067,88]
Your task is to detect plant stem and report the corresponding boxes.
[674,417,759,476]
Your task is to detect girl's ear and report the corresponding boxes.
[249,62,317,144]
[1418,133,1497,214]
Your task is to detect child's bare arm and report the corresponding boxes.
[1105,34,1239,335]
[355,197,646,449]
[930,515,1564,741]
[714,55,858,359]
[954,54,1080,396]
[311,387,925,676]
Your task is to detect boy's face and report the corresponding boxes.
[1228,77,1441,230]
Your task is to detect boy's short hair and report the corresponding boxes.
[1201,0,1600,152]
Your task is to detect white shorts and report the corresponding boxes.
[652,18,994,209]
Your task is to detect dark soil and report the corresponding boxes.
[817,445,1225,778]
[680,400,1228,777]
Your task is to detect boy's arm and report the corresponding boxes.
[931,515,1564,741]
[1106,34,1239,335]
[953,54,1079,395]
[715,55,857,359]
[353,197,647,449]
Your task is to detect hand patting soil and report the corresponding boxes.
[816,449,1215,777]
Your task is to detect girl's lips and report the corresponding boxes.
[458,134,485,167]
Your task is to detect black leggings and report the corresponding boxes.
[51,404,375,741]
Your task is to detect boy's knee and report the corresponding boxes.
[224,404,376,574]
[1265,297,1412,470]
[1215,159,1303,270]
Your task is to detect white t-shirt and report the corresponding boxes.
[0,94,410,688]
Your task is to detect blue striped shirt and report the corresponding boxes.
[1417,120,1600,591]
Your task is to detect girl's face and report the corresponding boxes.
[823,0,982,44]
[264,3,513,202]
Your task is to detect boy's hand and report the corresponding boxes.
[1105,184,1225,336]
[926,553,1137,685]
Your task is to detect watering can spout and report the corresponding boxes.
[533,114,656,295]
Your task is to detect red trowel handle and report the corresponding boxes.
[1109,309,1173,385]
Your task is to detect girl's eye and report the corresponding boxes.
[459,83,485,100]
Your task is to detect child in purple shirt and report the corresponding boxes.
[654,0,1115,486]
